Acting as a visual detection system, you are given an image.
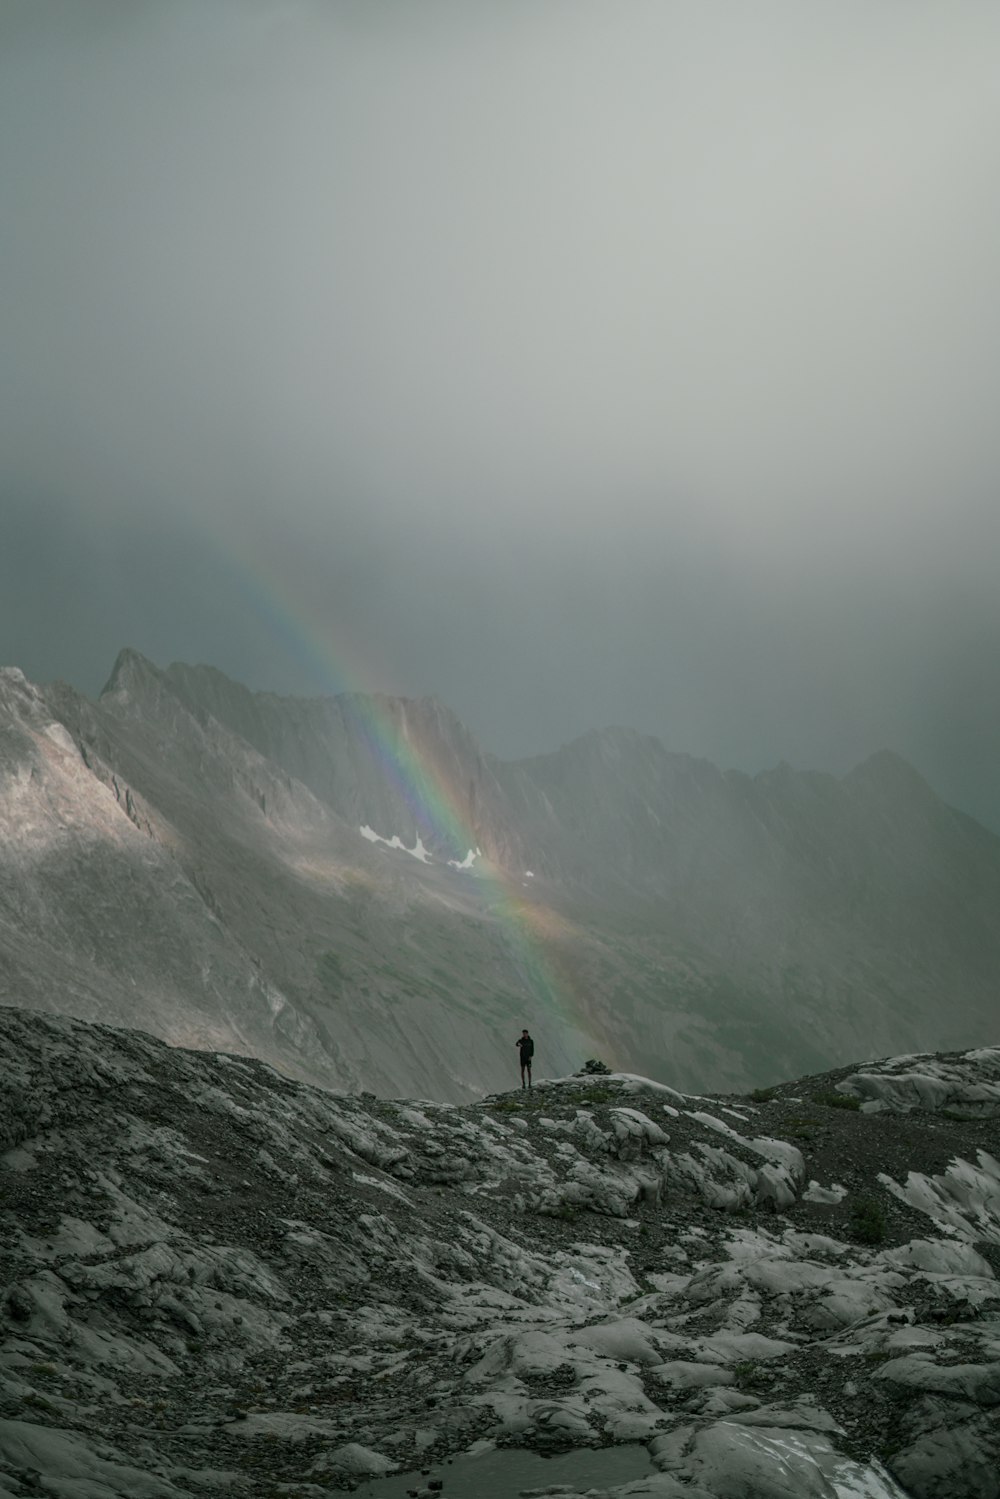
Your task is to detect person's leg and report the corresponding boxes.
[527,1062,532,1089]
[520,1062,526,1088]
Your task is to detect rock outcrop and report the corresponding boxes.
[2,1006,998,1496]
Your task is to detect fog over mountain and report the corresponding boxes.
[3,2,1000,829]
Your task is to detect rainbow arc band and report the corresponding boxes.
[220,544,618,1062]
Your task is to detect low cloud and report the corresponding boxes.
[3,1,1000,827]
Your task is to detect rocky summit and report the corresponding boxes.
[2,1006,999,1498]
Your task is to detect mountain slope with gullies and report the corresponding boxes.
[2,647,1000,1099]
[0,663,316,1069]
[2,1006,999,1498]
[130,655,1000,1078]
[161,656,525,871]
[2,656,595,1102]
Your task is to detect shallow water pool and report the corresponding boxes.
[349,1442,653,1498]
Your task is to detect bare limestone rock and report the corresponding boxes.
[2,1008,1000,1497]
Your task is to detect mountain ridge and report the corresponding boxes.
[2,648,998,1102]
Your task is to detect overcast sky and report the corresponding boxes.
[3,0,1000,827]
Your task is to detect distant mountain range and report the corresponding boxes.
[1,648,997,1100]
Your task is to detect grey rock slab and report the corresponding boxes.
[876,1353,1000,1405]
[652,1421,908,1498]
[701,1332,798,1362]
[725,1402,844,1433]
[890,1404,1000,1499]
[843,1051,1000,1117]
[879,1152,1000,1246]
[0,1419,184,1497]
[882,1238,995,1279]
[321,1441,398,1476]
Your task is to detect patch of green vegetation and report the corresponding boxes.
[849,1194,887,1245]
[581,1086,615,1105]
[864,1348,896,1363]
[24,1392,55,1410]
[733,1360,765,1389]
[750,1086,777,1103]
[815,1091,861,1111]
[556,1084,617,1107]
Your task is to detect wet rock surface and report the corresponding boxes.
[1,1007,999,1497]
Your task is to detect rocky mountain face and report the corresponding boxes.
[2,1006,999,1497]
[0,662,333,1085]
[161,660,523,873]
[1,649,999,1100]
[155,656,1000,1083]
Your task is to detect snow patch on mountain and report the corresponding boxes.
[359,824,432,862]
[447,849,478,870]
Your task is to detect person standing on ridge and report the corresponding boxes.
[516,1029,534,1089]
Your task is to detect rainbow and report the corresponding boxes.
[202,536,618,1066]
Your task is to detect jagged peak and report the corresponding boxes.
[100,647,165,699]
[166,660,244,687]
[535,724,664,763]
[0,663,40,715]
[756,758,796,780]
[165,663,468,732]
[845,748,937,799]
[515,725,714,782]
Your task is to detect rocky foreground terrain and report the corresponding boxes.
[2,1006,999,1497]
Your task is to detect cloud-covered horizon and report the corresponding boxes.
[3,1,1000,826]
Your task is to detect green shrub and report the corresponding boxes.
[750,1086,777,1103]
[815,1091,861,1111]
[849,1194,887,1244]
[582,1085,614,1105]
